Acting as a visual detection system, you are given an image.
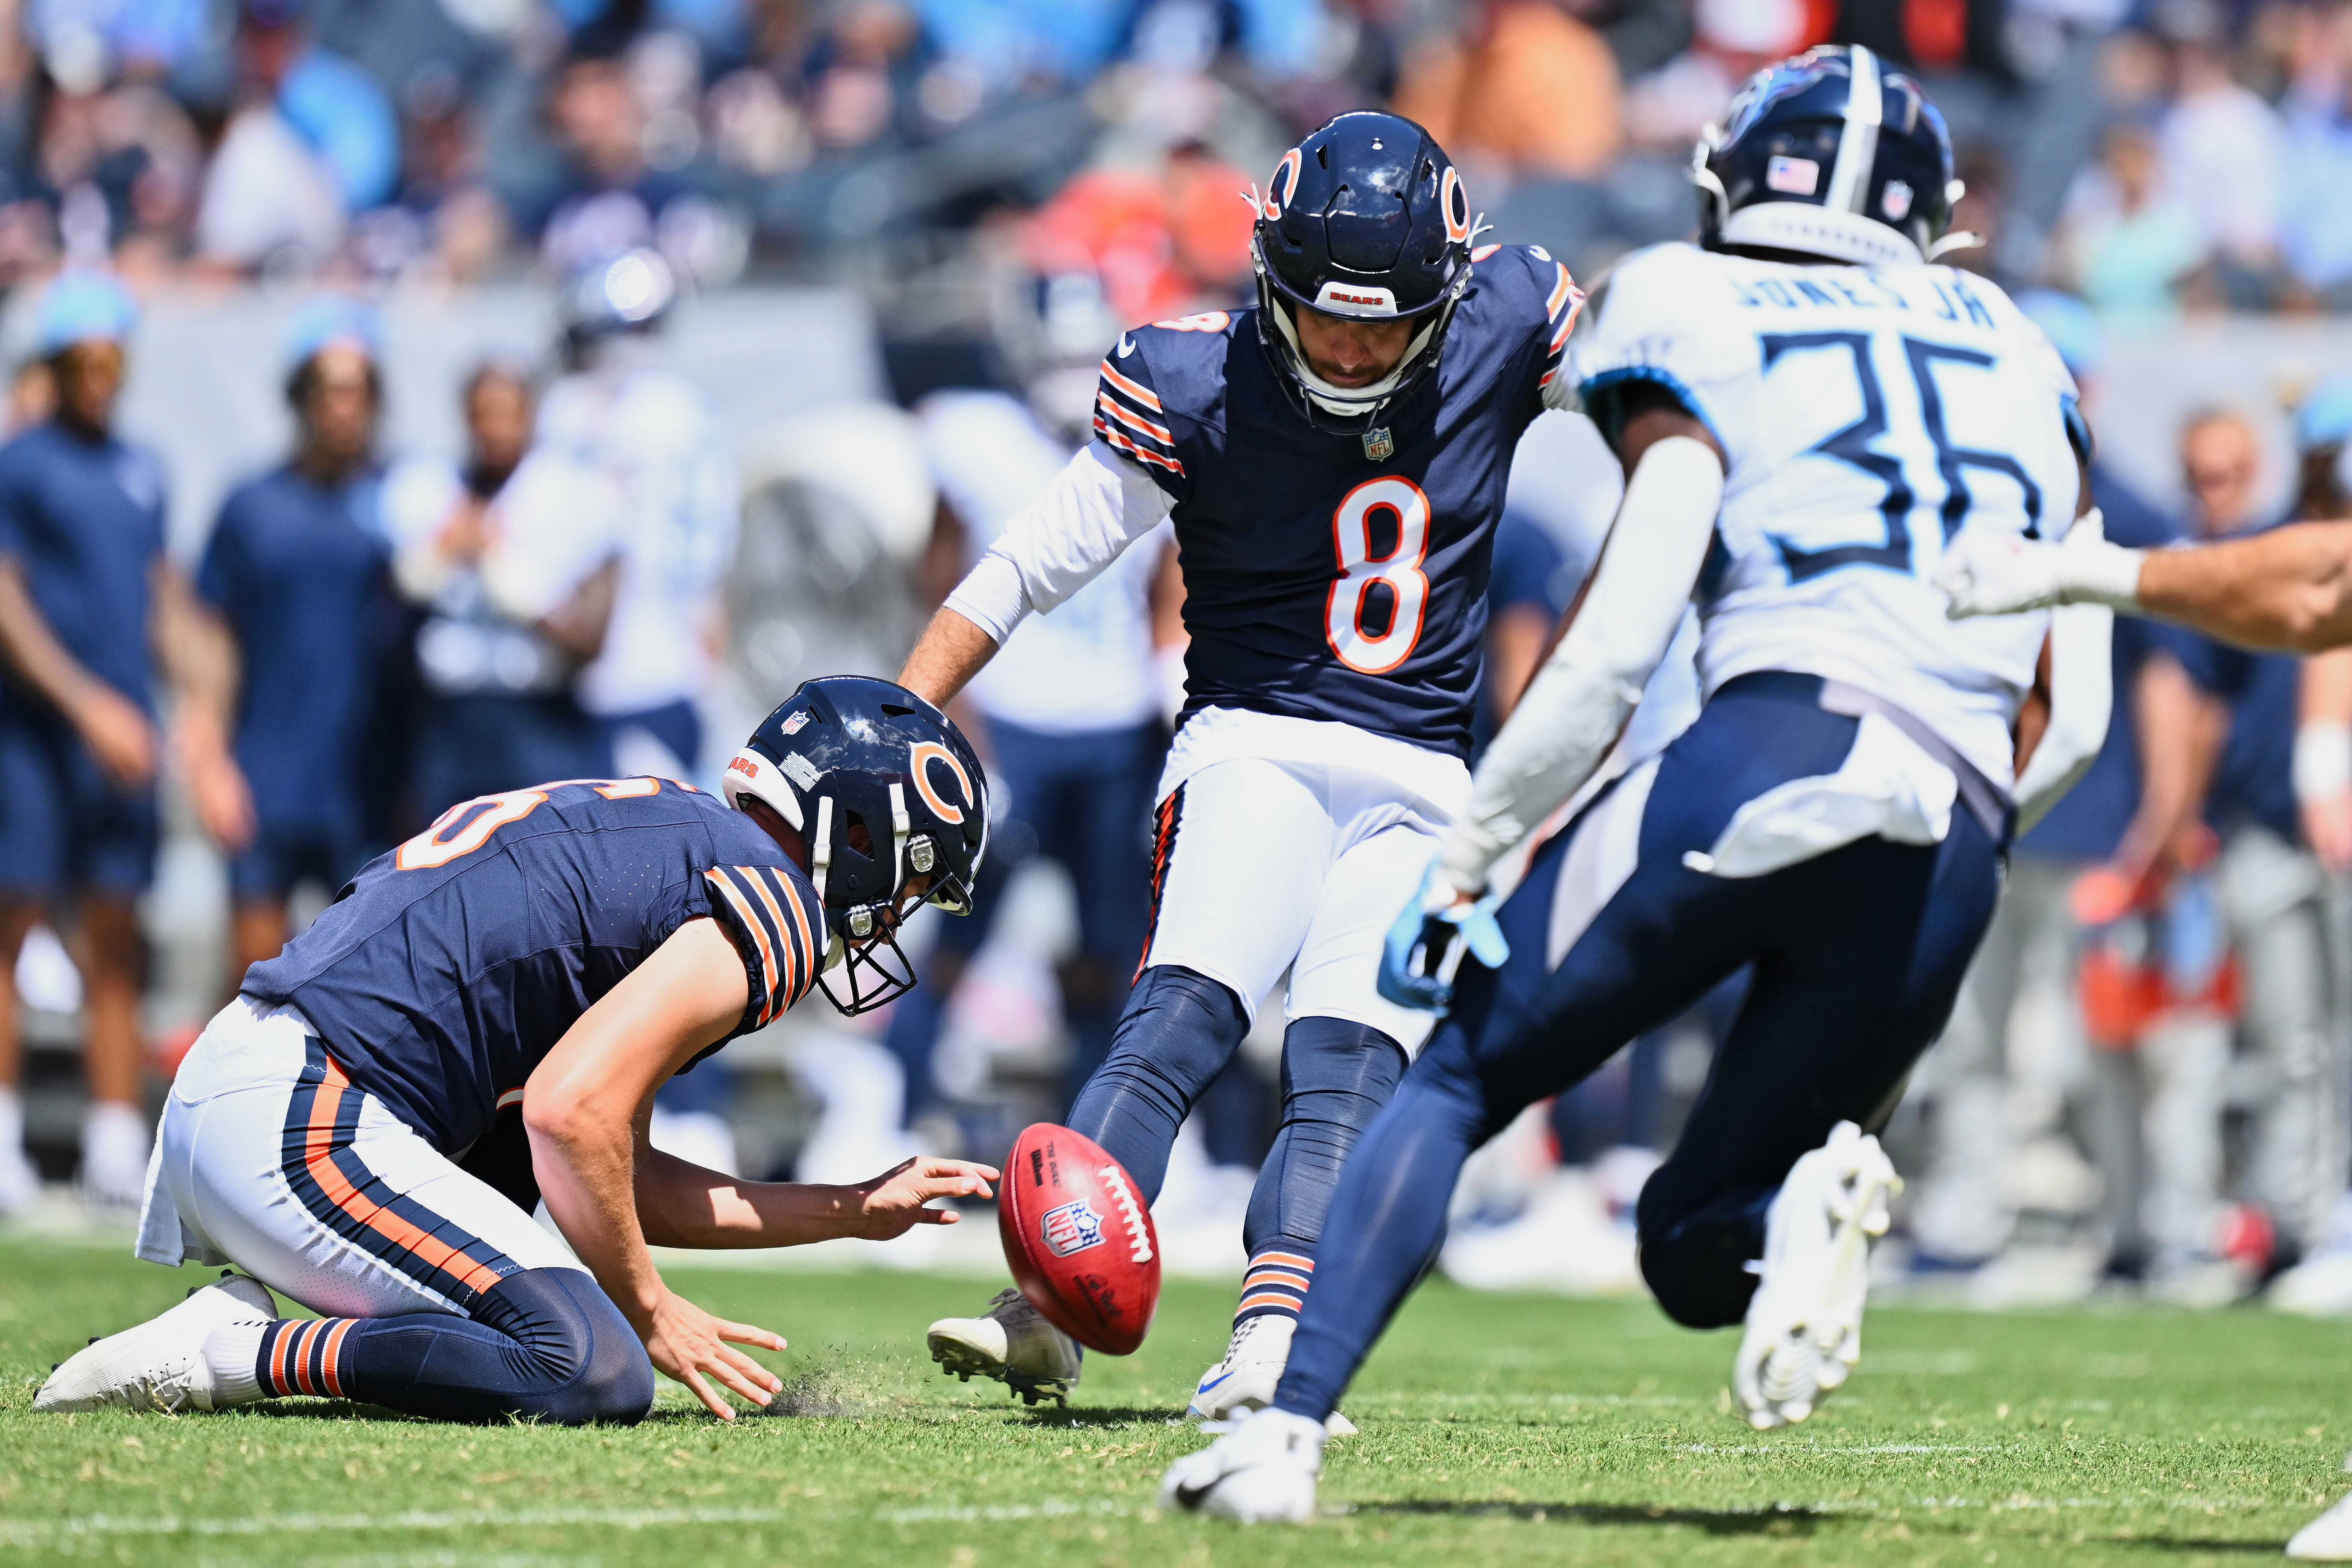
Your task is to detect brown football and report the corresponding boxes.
[998,1123,1161,1355]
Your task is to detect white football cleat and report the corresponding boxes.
[1160,1405,1324,1523]
[927,1286,1081,1406]
[1187,1314,1355,1435]
[35,1272,276,1414]
[1734,1121,1899,1431]
[2290,1490,2352,1560]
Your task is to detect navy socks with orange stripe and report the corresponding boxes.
[1232,1017,1409,1330]
[1067,964,1249,1205]
[1236,1245,1315,1326]
[247,1269,654,1425]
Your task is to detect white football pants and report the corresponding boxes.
[1140,755,1447,1053]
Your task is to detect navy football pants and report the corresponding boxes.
[1274,676,2005,1422]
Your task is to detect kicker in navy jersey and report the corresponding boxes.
[40,678,1001,1430]
[906,111,1585,1417]
[1095,239,1583,756]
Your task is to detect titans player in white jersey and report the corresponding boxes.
[900,111,1585,1415]
[1161,46,2117,1520]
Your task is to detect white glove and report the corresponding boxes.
[1936,508,2143,619]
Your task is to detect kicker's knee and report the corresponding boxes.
[1278,1016,1408,1105]
[479,1268,655,1426]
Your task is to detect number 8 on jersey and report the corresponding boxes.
[1325,477,1431,676]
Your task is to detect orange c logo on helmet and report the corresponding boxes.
[1441,167,1470,244]
[909,742,972,824]
[1263,148,1302,221]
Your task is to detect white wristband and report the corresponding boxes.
[2296,720,2352,805]
[2067,537,2147,613]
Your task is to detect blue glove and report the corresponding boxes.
[1377,861,1511,1014]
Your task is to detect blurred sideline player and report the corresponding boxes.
[539,249,738,784]
[36,678,999,1426]
[0,274,230,1211]
[385,362,624,815]
[903,110,1589,1412]
[538,251,743,1164]
[1164,47,2110,1519]
[884,388,1176,1132]
[180,299,405,984]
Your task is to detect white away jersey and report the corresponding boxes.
[1571,242,2082,787]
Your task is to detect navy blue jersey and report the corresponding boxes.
[196,465,398,844]
[0,422,167,721]
[243,777,825,1154]
[1095,244,1584,756]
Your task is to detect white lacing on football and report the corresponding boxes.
[1098,1163,1152,1264]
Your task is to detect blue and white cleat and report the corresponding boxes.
[1734,1120,1900,1430]
[1160,1405,1325,1523]
[1188,1315,1355,1435]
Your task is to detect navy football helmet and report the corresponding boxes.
[1251,111,1475,435]
[1695,45,1963,268]
[725,676,988,1015]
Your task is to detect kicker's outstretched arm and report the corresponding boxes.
[898,440,1175,705]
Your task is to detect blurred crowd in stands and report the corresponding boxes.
[4,0,2352,313]
[14,0,2352,1310]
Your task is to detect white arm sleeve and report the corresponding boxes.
[942,441,1175,645]
[1438,436,1726,895]
[2012,601,2114,835]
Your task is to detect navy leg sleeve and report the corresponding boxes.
[1233,1017,1407,1323]
[1065,964,1248,1205]
[1636,811,2000,1327]
[256,1267,654,1425]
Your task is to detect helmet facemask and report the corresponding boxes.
[801,787,982,1017]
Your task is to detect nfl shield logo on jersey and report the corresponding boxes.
[1040,1199,1106,1257]
[1362,426,1395,462]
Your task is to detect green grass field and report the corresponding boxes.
[4,1237,2351,1567]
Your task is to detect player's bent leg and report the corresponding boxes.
[1189,1015,1406,1424]
[1630,816,2001,1426]
[57,997,657,1425]
[282,1266,653,1424]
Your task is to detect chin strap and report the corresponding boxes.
[1926,230,1986,261]
[810,794,833,905]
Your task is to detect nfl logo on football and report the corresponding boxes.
[1039,1198,1105,1258]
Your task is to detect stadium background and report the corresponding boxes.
[8,0,2352,1313]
